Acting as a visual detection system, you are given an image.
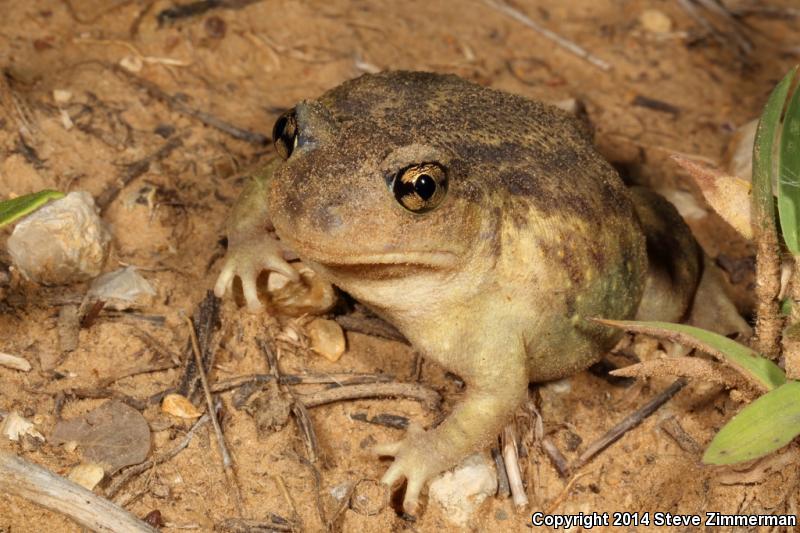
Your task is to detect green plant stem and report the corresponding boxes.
[783,260,800,379]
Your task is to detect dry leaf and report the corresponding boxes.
[672,155,752,238]
[1,412,45,442]
[51,400,150,474]
[0,352,31,371]
[611,356,748,391]
[68,463,105,490]
[162,393,202,419]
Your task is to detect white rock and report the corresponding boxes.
[8,192,110,285]
[1,412,45,442]
[429,453,497,527]
[88,266,156,310]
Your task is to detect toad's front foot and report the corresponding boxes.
[213,235,298,312]
[374,423,452,515]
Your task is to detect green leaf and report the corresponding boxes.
[594,319,785,391]
[0,190,64,229]
[777,66,800,253]
[753,65,797,235]
[703,380,800,465]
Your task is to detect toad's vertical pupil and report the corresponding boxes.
[414,174,436,200]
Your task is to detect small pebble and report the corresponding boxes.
[639,9,673,33]
[68,463,105,490]
[161,394,202,419]
[52,89,72,103]
[307,318,346,362]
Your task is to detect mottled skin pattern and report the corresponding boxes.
[214,71,699,514]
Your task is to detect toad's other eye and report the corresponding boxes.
[392,163,448,213]
[272,109,298,160]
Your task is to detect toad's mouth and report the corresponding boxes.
[282,237,459,280]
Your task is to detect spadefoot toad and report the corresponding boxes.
[214,71,706,513]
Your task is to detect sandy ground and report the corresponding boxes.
[1,0,800,531]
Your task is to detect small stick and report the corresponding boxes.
[659,416,703,456]
[96,360,179,388]
[215,517,292,533]
[183,313,243,516]
[112,64,269,145]
[502,425,529,507]
[297,455,327,528]
[272,474,303,531]
[545,471,591,514]
[572,379,687,470]
[0,451,156,533]
[541,438,570,478]
[491,447,511,498]
[259,338,321,462]
[106,413,210,499]
[482,0,612,71]
[96,135,184,211]
[299,382,441,410]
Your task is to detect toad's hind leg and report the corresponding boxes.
[631,186,750,337]
[631,186,702,323]
[375,340,528,514]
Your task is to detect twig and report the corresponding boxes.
[297,455,327,529]
[491,447,511,498]
[177,292,221,400]
[272,474,303,530]
[96,360,179,388]
[260,338,321,462]
[299,382,441,410]
[545,471,591,514]
[571,379,688,470]
[481,0,612,71]
[111,64,269,145]
[107,413,210,499]
[0,451,156,533]
[659,416,703,456]
[541,438,570,478]
[183,313,243,516]
[215,517,292,533]
[502,424,529,507]
[96,134,184,211]
[694,0,753,55]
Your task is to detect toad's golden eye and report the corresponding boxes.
[392,163,448,213]
[272,109,298,160]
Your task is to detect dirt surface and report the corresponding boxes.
[1,1,800,532]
